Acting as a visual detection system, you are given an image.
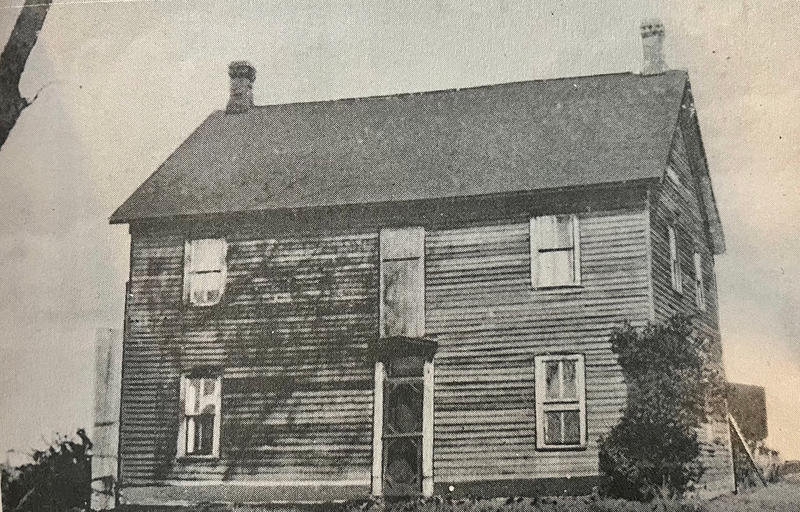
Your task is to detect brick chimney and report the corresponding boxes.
[640,19,666,75]
[226,61,256,114]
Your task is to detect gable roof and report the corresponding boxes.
[111,71,690,224]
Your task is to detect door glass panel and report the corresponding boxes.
[385,382,422,434]
[387,356,425,377]
[383,355,425,496]
[384,437,421,496]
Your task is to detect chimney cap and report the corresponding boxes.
[640,18,665,38]
[229,61,256,82]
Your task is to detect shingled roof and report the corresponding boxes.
[111,71,691,224]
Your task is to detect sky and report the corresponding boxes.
[0,0,799,463]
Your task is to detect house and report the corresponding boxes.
[109,22,735,506]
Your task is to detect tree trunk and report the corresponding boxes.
[0,0,52,150]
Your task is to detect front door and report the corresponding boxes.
[383,355,425,496]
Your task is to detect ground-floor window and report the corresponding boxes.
[178,374,221,458]
[535,354,586,449]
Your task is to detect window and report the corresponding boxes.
[668,225,682,293]
[535,354,586,449]
[380,227,425,338]
[694,252,706,311]
[178,374,221,457]
[184,238,227,306]
[530,215,580,288]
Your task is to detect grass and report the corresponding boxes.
[705,475,800,512]
[118,477,800,512]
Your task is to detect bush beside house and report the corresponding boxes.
[598,316,727,501]
[1,429,92,512]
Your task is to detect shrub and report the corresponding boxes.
[598,315,726,501]
[1,429,92,512]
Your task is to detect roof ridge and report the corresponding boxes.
[235,69,688,110]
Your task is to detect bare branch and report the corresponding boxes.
[25,79,57,107]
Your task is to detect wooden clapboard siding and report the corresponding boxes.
[650,119,734,497]
[427,208,650,483]
[122,180,734,498]
[120,227,379,487]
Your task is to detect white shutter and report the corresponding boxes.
[380,227,425,338]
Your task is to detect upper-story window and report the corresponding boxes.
[178,374,221,458]
[668,225,682,293]
[535,354,586,449]
[185,238,227,306]
[530,215,580,288]
[694,252,706,311]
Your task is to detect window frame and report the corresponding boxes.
[184,238,228,306]
[668,225,682,293]
[534,354,587,450]
[694,251,706,311]
[177,374,222,459]
[530,214,581,289]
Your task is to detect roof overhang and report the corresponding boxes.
[678,82,726,255]
[370,336,438,362]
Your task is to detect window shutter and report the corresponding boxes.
[380,227,425,338]
[530,217,540,288]
[571,215,581,285]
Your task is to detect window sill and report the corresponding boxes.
[532,284,583,293]
[186,301,222,308]
[535,445,588,452]
[176,455,220,463]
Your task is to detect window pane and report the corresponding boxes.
[193,414,215,455]
[190,272,223,304]
[185,417,196,453]
[538,250,573,286]
[668,227,677,258]
[186,379,200,414]
[562,360,577,399]
[201,378,217,414]
[563,410,581,445]
[191,239,225,272]
[545,362,560,400]
[544,411,562,445]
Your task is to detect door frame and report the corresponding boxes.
[371,358,434,497]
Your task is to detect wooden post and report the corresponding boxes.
[371,361,385,496]
[92,328,123,510]
[422,359,434,497]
